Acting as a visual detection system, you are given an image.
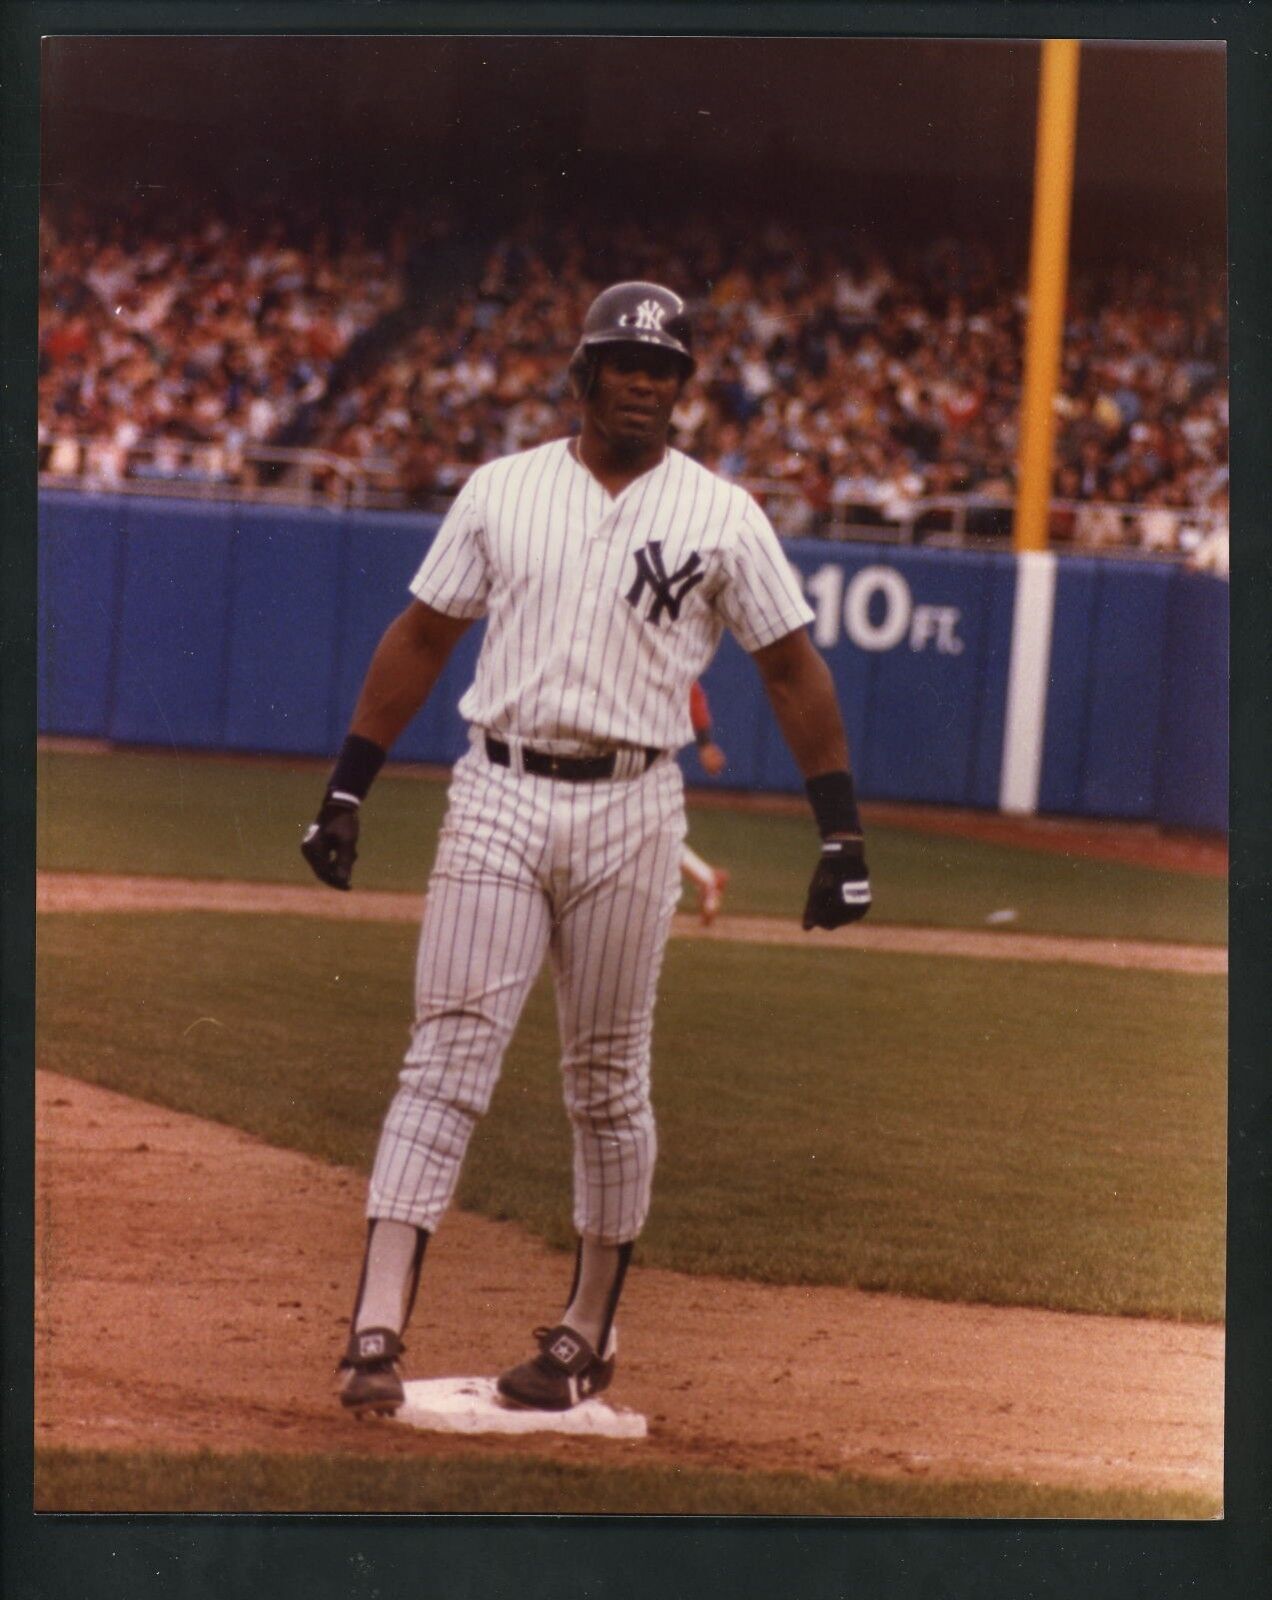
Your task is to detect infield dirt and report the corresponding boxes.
[35,1070,1223,1504]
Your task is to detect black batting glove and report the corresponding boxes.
[802,837,872,930]
[301,798,360,891]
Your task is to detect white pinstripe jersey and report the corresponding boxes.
[409,437,813,753]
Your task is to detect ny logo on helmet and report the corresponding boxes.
[625,541,704,625]
[632,299,666,332]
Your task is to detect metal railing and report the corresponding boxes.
[38,437,374,508]
[38,436,1222,558]
[742,481,1223,559]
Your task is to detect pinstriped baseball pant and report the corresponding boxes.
[367,735,686,1244]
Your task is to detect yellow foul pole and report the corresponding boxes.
[1014,39,1081,552]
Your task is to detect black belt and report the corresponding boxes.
[484,736,660,782]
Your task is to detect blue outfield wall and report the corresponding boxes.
[37,491,1227,831]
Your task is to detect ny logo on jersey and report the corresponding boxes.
[633,299,666,332]
[625,541,704,625]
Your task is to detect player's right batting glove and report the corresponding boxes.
[802,838,872,930]
[301,798,360,891]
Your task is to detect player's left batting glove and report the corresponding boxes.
[301,798,360,891]
[301,734,385,891]
[802,838,872,930]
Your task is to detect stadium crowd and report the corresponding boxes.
[38,195,407,490]
[38,206,1228,557]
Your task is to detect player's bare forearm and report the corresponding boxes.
[752,627,851,784]
[349,601,472,751]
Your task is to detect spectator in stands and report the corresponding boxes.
[1074,496,1127,551]
[38,192,403,487]
[1184,487,1230,578]
[1048,464,1084,543]
[1137,487,1183,556]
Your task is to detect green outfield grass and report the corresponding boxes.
[36,911,1226,1320]
[33,1447,1220,1518]
[36,747,1227,944]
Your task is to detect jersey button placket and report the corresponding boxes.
[579,490,610,595]
[580,517,611,601]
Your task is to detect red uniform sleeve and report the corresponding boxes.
[689,680,712,738]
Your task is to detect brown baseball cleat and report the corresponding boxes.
[338,1326,405,1417]
[496,1323,616,1411]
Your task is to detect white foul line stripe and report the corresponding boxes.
[999,551,1057,816]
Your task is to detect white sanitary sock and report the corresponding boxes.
[681,844,715,889]
[354,1219,426,1335]
[563,1237,631,1357]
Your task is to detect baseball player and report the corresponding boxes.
[302,281,872,1417]
[682,680,730,925]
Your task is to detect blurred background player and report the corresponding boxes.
[682,680,730,925]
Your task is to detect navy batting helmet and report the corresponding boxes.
[569,280,696,396]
